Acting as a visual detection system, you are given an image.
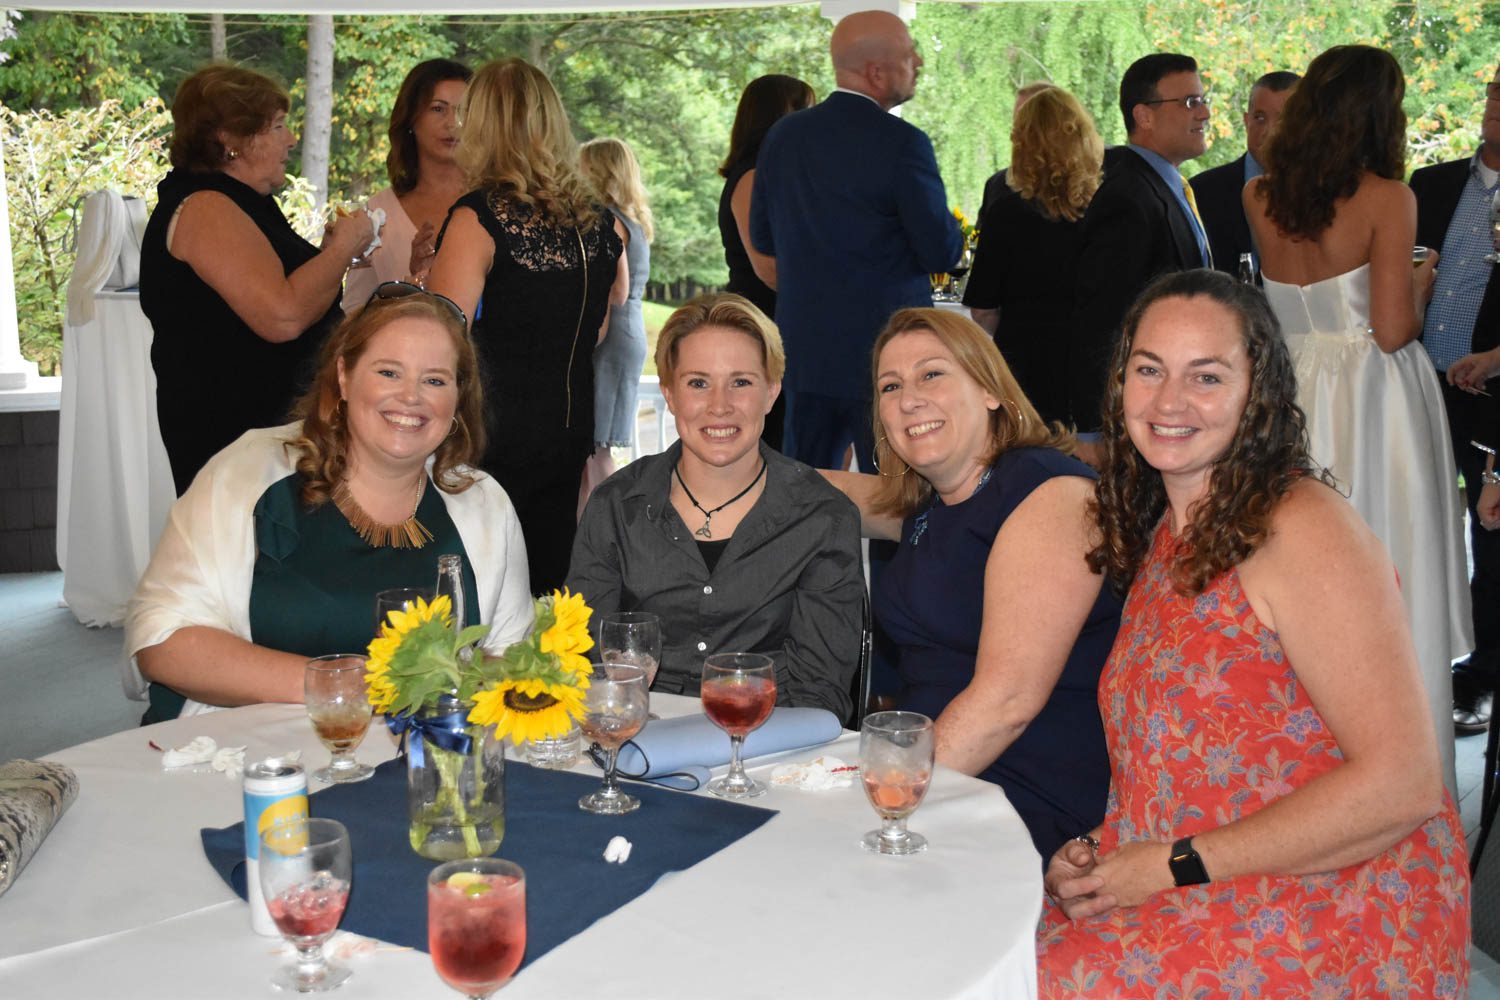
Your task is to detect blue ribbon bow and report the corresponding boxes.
[386,706,474,755]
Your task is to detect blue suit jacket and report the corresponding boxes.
[750,91,962,399]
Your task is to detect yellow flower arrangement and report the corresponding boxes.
[365,588,594,745]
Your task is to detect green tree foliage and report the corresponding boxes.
[0,12,192,110]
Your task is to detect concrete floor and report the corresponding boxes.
[2,568,1496,992]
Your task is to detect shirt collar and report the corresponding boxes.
[1244,151,1265,183]
[1472,151,1500,191]
[625,441,797,530]
[1128,144,1187,187]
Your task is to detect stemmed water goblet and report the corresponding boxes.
[428,858,527,999]
[599,612,662,689]
[305,654,375,784]
[578,663,649,814]
[859,710,934,855]
[259,817,353,993]
[375,586,432,634]
[700,652,776,798]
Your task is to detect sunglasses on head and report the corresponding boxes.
[366,280,467,328]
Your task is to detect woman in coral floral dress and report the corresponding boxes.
[1035,269,1470,998]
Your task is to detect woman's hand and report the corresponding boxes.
[324,208,372,262]
[1044,837,1114,921]
[1481,481,1500,531]
[407,221,438,284]
[1088,838,1174,910]
[1412,247,1439,307]
[1447,345,1500,393]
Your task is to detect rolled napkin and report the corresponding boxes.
[0,759,80,898]
[610,707,842,790]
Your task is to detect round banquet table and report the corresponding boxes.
[0,695,1043,999]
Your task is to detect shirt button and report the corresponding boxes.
[703,585,713,595]
[697,641,707,652]
[1438,324,1446,331]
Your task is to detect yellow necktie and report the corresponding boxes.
[1181,176,1213,269]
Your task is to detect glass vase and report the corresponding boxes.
[524,722,582,769]
[406,696,505,861]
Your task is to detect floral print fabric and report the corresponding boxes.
[1036,522,1470,999]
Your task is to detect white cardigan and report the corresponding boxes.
[123,423,533,715]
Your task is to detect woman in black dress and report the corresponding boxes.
[140,64,373,494]
[962,87,1104,427]
[428,58,626,594]
[717,74,815,450]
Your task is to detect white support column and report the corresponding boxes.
[819,0,916,23]
[0,142,37,390]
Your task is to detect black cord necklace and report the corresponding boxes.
[673,459,767,539]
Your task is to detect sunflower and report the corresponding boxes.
[469,676,588,745]
[365,595,455,715]
[538,588,594,676]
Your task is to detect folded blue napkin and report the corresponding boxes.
[608,707,843,790]
[200,758,774,970]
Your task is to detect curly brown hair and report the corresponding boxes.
[869,308,1075,519]
[1087,270,1329,595]
[289,294,484,509]
[1256,45,1406,240]
[168,64,290,172]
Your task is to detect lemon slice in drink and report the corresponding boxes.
[446,872,491,896]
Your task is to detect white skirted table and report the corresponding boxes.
[0,695,1044,999]
[56,289,175,627]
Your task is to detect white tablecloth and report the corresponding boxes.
[56,288,175,628]
[0,696,1043,999]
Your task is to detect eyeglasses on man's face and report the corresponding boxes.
[1143,94,1212,111]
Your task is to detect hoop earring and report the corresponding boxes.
[872,432,910,478]
[1001,397,1025,430]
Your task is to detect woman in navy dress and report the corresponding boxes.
[827,307,1120,860]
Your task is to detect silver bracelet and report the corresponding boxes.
[1482,469,1500,486]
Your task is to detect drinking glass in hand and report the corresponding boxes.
[578,663,649,814]
[305,655,375,784]
[701,652,776,798]
[859,710,934,856]
[598,612,662,688]
[428,858,527,1000]
[375,587,433,634]
[259,818,353,993]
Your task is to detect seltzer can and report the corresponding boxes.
[243,756,309,936]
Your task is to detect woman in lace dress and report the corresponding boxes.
[428,58,627,593]
[1245,45,1472,794]
[1037,269,1469,997]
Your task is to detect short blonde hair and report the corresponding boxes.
[458,58,600,229]
[580,137,655,242]
[1007,87,1104,223]
[655,293,786,386]
[870,308,1074,518]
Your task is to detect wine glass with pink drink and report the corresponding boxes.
[701,652,776,798]
[859,711,934,855]
[259,818,353,992]
[428,858,527,999]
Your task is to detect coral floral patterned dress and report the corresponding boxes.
[1036,520,1471,999]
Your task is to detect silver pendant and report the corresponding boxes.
[695,520,713,539]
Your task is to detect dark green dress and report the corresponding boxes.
[145,473,482,722]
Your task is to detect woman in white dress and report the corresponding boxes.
[1245,44,1473,793]
[342,59,471,309]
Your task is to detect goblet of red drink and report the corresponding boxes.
[305,654,375,784]
[859,711,934,855]
[700,652,776,798]
[428,858,527,999]
[259,818,353,993]
[578,663,649,814]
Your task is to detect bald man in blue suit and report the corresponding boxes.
[750,10,962,472]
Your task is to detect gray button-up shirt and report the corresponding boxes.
[566,442,864,720]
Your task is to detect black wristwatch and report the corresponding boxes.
[1169,836,1210,886]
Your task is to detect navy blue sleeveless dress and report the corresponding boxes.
[873,446,1120,860]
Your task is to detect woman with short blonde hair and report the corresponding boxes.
[427,57,628,593]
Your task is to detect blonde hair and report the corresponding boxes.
[457,58,600,229]
[870,308,1074,518]
[579,137,655,243]
[655,293,786,386]
[1007,87,1104,223]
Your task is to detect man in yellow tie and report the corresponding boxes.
[1068,53,1213,464]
